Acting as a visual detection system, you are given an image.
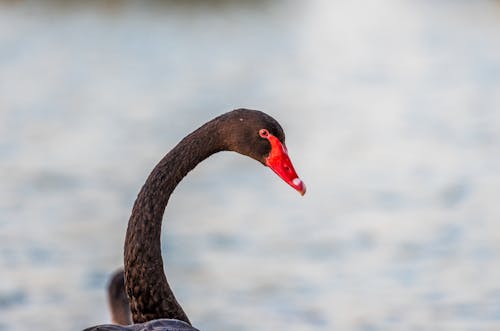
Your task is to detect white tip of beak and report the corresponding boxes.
[292,178,306,196]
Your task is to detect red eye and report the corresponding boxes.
[259,129,269,138]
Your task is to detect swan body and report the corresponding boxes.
[84,109,305,331]
[83,319,199,331]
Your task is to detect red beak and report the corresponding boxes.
[264,134,306,195]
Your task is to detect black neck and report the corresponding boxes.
[124,120,223,324]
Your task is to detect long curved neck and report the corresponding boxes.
[124,120,224,324]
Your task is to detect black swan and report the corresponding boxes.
[107,269,132,325]
[84,109,305,331]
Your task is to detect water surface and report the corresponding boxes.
[1,1,500,330]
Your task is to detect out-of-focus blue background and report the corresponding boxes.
[1,1,500,330]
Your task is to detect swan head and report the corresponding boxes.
[217,109,306,195]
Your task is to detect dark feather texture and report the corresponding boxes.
[85,109,286,331]
[83,319,199,331]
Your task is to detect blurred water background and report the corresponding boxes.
[1,0,500,330]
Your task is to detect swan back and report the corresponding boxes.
[83,318,200,331]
